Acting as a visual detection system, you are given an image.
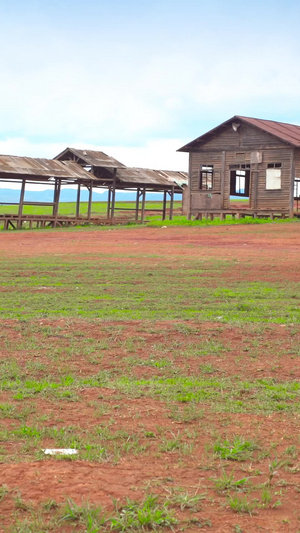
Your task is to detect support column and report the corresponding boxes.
[252,163,259,210]
[52,181,58,216]
[169,186,174,220]
[76,184,81,218]
[221,150,226,208]
[53,180,61,227]
[18,178,26,229]
[135,188,140,221]
[162,190,167,220]
[87,180,93,221]
[141,188,146,223]
[289,148,295,218]
[110,170,117,223]
[188,152,192,220]
[107,187,111,219]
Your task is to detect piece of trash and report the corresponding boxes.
[161,226,167,228]
[43,448,78,456]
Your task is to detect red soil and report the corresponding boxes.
[0,222,299,532]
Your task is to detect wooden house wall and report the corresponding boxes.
[255,148,293,210]
[190,151,223,212]
[188,123,294,213]
[197,123,286,152]
[294,149,300,179]
[182,185,189,215]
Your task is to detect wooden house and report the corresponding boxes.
[178,116,300,219]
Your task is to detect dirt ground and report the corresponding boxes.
[0,222,299,532]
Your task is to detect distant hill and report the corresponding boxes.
[0,188,182,204]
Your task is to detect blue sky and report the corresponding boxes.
[0,0,300,171]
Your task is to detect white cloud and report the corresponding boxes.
[0,137,187,170]
[0,1,300,148]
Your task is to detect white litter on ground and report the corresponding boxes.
[43,448,78,456]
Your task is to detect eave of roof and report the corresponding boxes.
[115,167,188,187]
[177,115,300,151]
[0,155,94,181]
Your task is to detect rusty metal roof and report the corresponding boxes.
[0,152,187,190]
[115,167,188,188]
[0,155,94,180]
[236,116,300,147]
[178,115,300,150]
[54,147,187,188]
[54,147,126,168]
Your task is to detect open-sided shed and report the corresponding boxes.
[0,155,93,229]
[55,147,187,222]
[0,148,188,229]
[178,116,300,219]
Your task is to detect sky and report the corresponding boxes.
[0,0,300,179]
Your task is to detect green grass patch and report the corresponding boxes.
[0,256,298,323]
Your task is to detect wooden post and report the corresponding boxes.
[169,186,174,220]
[221,150,226,208]
[53,180,61,227]
[107,187,111,219]
[289,149,295,218]
[188,152,192,219]
[135,188,140,221]
[252,163,258,210]
[76,184,81,218]
[52,181,57,216]
[141,188,146,223]
[162,190,167,220]
[110,169,117,223]
[87,180,93,221]
[18,178,26,229]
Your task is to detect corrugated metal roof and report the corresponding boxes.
[54,147,187,188]
[54,147,126,168]
[155,170,188,187]
[0,155,93,180]
[236,116,300,147]
[0,152,187,190]
[116,167,188,188]
[178,115,300,151]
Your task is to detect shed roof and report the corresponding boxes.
[0,155,94,181]
[54,147,126,168]
[178,115,300,151]
[115,167,188,188]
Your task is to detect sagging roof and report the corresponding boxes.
[115,167,188,188]
[54,146,187,189]
[178,115,300,151]
[0,155,94,181]
[54,147,126,168]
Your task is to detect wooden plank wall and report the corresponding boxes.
[190,151,223,192]
[256,148,292,210]
[294,149,300,179]
[190,151,223,212]
[197,123,285,152]
[188,123,294,213]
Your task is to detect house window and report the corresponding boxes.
[235,170,246,195]
[266,163,282,190]
[294,178,300,198]
[199,165,213,190]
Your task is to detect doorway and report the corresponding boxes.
[230,167,250,207]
